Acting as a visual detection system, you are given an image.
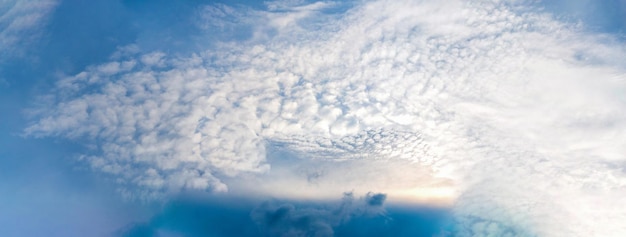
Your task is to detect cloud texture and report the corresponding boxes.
[26,0,626,236]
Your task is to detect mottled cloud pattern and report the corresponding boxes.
[26,0,626,236]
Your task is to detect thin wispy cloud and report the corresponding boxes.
[0,0,57,59]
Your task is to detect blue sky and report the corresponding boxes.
[1,0,626,236]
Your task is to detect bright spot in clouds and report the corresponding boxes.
[2,0,626,236]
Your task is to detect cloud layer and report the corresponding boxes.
[26,0,626,236]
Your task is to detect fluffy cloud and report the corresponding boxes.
[26,0,626,236]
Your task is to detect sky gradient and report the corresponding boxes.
[1,0,626,236]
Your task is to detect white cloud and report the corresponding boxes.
[26,0,626,236]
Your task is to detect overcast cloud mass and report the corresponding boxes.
[2,0,626,236]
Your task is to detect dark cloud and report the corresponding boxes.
[365,192,386,207]
[117,193,452,237]
[250,192,387,237]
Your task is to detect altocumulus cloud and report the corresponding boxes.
[25,0,626,236]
